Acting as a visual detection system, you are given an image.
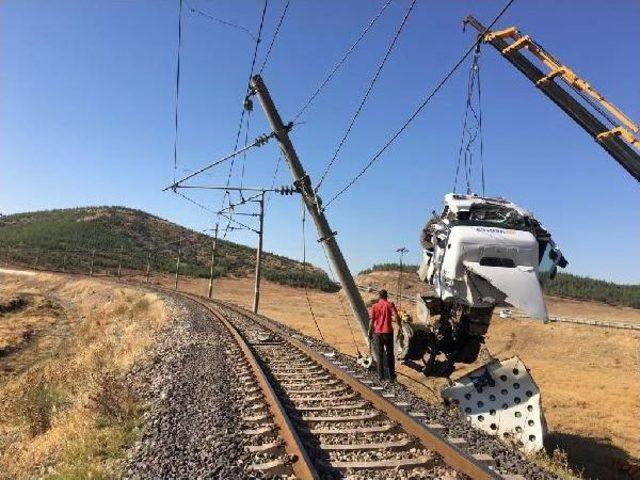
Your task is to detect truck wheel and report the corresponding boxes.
[395,320,414,361]
[422,331,438,376]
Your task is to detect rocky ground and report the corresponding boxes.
[122,296,255,479]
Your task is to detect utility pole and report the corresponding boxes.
[396,247,408,310]
[89,249,96,277]
[175,241,181,290]
[208,224,219,299]
[253,192,265,313]
[251,74,376,358]
[146,251,152,283]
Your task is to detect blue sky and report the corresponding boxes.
[1,0,638,283]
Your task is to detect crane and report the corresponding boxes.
[463,16,640,181]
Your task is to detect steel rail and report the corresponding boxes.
[170,290,320,480]
[3,268,508,478]
[216,300,500,480]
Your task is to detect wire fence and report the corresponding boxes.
[0,242,341,294]
[0,243,219,286]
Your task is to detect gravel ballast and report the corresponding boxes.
[123,296,256,479]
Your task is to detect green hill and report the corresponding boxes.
[0,206,339,292]
[359,263,640,309]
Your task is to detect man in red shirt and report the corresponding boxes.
[368,289,399,382]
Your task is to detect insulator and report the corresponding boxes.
[255,134,269,146]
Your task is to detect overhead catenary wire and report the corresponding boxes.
[315,0,418,192]
[320,242,361,355]
[172,0,184,184]
[186,1,257,41]
[165,130,275,190]
[221,0,270,239]
[174,190,219,215]
[265,153,283,207]
[239,109,253,192]
[323,0,517,209]
[293,0,394,122]
[301,203,325,342]
[258,0,293,75]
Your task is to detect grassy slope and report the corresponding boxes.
[359,263,640,309]
[0,274,165,479]
[0,206,338,292]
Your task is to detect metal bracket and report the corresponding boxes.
[317,231,337,243]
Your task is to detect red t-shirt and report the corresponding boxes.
[370,299,398,334]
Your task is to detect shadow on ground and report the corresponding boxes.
[546,432,639,480]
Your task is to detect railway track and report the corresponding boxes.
[167,289,528,480]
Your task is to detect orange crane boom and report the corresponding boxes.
[464,16,640,181]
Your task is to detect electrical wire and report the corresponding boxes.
[301,203,325,342]
[293,0,394,122]
[265,153,283,207]
[239,109,253,191]
[186,1,257,41]
[221,0,270,239]
[320,243,361,355]
[174,190,218,215]
[258,0,293,74]
[323,0,517,209]
[166,130,275,190]
[172,0,184,184]
[315,0,417,192]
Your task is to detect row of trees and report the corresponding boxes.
[0,207,339,292]
[543,272,640,309]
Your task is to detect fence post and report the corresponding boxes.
[62,251,67,272]
[174,243,181,290]
[89,249,96,276]
[145,251,151,283]
[33,251,40,270]
[208,224,218,299]
[117,244,123,278]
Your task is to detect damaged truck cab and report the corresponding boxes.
[400,193,567,374]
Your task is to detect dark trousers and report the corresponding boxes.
[374,333,395,381]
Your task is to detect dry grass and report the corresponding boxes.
[0,272,166,480]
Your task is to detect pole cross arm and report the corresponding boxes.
[163,132,277,191]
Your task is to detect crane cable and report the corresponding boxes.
[315,0,418,193]
[301,202,325,342]
[323,0,516,209]
[453,46,485,195]
[293,0,394,122]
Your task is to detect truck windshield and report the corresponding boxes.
[460,204,527,229]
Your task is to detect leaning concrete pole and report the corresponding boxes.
[251,74,374,357]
